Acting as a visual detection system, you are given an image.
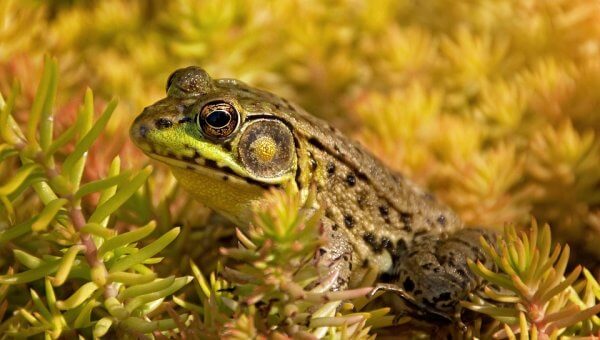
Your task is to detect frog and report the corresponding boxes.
[130,66,495,323]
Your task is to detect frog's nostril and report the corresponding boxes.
[139,124,149,138]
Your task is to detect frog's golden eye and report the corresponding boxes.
[237,119,295,178]
[197,101,239,140]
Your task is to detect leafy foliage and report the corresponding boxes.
[177,187,380,339]
[463,221,600,338]
[0,58,189,338]
[1,0,600,338]
[2,0,600,260]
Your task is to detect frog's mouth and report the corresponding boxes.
[144,150,278,189]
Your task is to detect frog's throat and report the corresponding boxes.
[148,153,306,226]
[169,165,268,226]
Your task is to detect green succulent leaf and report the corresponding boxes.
[0,260,60,284]
[124,276,192,313]
[56,282,98,310]
[98,221,156,257]
[109,227,180,273]
[61,97,118,180]
[88,166,152,224]
[31,198,68,232]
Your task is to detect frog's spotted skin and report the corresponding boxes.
[130,66,492,320]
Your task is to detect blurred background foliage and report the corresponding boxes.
[1,0,600,337]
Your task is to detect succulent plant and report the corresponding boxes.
[1,0,600,338]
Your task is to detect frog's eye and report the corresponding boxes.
[197,101,239,140]
[237,119,295,178]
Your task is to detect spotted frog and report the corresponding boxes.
[130,67,494,322]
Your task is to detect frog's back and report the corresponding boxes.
[224,79,463,277]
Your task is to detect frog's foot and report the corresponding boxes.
[313,217,354,291]
[382,228,497,324]
[369,283,454,324]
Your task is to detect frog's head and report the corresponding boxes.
[130,66,301,224]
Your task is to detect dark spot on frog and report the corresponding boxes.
[205,158,218,168]
[326,162,336,175]
[363,232,386,253]
[346,173,356,186]
[362,259,369,268]
[334,145,341,154]
[396,239,407,252]
[332,223,339,231]
[403,277,415,292]
[344,214,354,229]
[318,248,327,255]
[380,237,392,251]
[390,239,408,263]
[400,212,411,224]
[379,272,396,282]
[437,214,447,226]
[222,175,228,181]
[435,292,452,302]
[325,208,334,219]
[155,118,173,130]
[363,232,376,247]
[357,171,368,180]
[182,155,196,163]
[379,205,391,223]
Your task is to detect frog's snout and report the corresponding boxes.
[130,114,147,138]
[130,110,154,150]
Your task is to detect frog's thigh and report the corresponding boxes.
[317,217,353,290]
[394,228,496,315]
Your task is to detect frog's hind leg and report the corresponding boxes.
[381,228,497,322]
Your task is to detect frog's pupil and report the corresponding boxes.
[206,110,231,128]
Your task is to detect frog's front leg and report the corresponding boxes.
[377,228,496,322]
[315,217,354,291]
